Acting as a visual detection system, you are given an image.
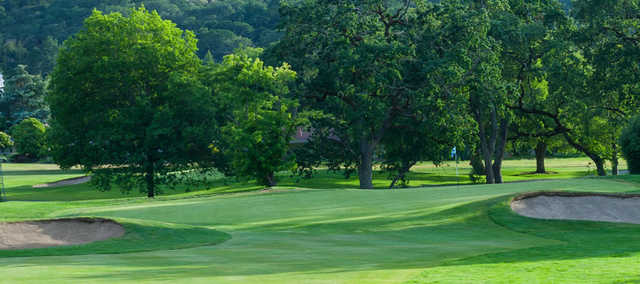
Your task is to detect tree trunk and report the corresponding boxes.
[535,141,547,174]
[492,119,508,184]
[359,138,375,189]
[470,148,485,174]
[265,171,276,187]
[562,132,607,176]
[594,158,606,176]
[389,161,415,188]
[145,162,155,198]
[611,143,619,176]
[475,109,497,184]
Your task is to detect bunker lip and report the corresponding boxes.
[511,192,640,225]
[513,191,640,201]
[0,218,125,250]
[32,176,91,188]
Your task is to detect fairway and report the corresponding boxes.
[2,162,640,283]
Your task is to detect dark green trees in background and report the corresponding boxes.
[619,116,640,174]
[0,0,282,77]
[48,8,217,197]
[15,0,640,193]
[0,65,49,130]
[620,116,640,174]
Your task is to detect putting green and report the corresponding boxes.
[2,176,640,283]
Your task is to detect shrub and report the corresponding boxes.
[0,132,12,152]
[11,118,46,160]
[620,116,640,174]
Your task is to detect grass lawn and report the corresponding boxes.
[2,157,622,201]
[1,158,639,283]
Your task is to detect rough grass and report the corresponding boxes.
[1,159,639,283]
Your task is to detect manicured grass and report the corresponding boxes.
[1,160,639,283]
[2,157,620,201]
[2,163,263,201]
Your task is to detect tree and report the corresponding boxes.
[47,7,217,198]
[429,0,509,184]
[11,118,46,159]
[272,0,474,189]
[570,0,640,175]
[0,131,12,152]
[0,64,49,129]
[0,0,283,75]
[379,1,486,187]
[489,0,569,176]
[203,48,299,187]
[620,116,640,174]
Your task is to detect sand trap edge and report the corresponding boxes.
[510,191,640,225]
[512,191,640,202]
[32,176,91,188]
[0,218,125,250]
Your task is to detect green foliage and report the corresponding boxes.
[204,49,299,186]
[272,0,477,188]
[0,65,49,129]
[620,116,640,174]
[561,0,640,175]
[47,7,217,197]
[0,131,12,151]
[10,118,46,159]
[0,0,281,76]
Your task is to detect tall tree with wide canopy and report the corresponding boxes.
[272,0,482,188]
[488,0,570,178]
[422,0,509,184]
[272,0,418,189]
[47,7,217,197]
[570,0,640,175]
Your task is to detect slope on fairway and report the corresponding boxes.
[1,178,639,283]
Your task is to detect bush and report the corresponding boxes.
[0,131,12,152]
[11,118,46,160]
[620,116,640,174]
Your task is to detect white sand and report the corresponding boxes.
[0,218,125,250]
[511,194,640,224]
[33,176,91,188]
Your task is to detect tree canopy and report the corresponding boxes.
[203,48,300,187]
[0,64,49,130]
[0,0,281,76]
[47,7,217,197]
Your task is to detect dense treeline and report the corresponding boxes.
[0,0,572,77]
[3,0,639,194]
[0,0,280,76]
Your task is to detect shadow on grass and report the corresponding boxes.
[3,169,84,176]
[279,169,591,190]
[58,194,640,281]
[440,195,640,268]
[0,218,231,258]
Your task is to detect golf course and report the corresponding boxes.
[2,159,640,283]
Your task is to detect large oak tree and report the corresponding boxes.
[48,7,217,197]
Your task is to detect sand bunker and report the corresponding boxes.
[511,192,640,224]
[33,176,91,188]
[0,218,125,250]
